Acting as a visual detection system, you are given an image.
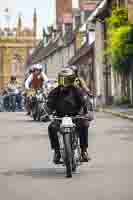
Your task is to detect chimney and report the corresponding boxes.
[87,22,95,45]
[46,26,53,41]
[52,28,57,40]
[62,13,73,37]
[80,1,97,24]
[73,8,81,30]
[56,0,72,28]
[49,25,57,40]
[47,26,53,35]
[42,28,48,46]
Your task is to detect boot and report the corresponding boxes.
[41,114,50,122]
[81,147,91,162]
[53,150,61,164]
[26,111,31,116]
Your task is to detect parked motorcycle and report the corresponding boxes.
[50,114,92,178]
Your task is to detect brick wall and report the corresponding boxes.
[56,0,72,24]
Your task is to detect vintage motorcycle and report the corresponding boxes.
[35,89,49,121]
[30,89,48,121]
[50,114,92,178]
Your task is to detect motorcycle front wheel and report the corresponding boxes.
[63,133,72,178]
[32,106,38,121]
[10,95,16,112]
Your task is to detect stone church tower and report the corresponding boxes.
[0,10,39,89]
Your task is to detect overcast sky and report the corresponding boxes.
[0,0,56,37]
[0,0,80,37]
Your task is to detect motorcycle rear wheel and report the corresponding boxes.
[33,113,37,121]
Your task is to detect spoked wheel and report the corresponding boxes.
[37,103,43,121]
[32,108,37,121]
[72,147,81,172]
[33,113,37,121]
[32,103,38,121]
[63,134,72,178]
[11,95,16,112]
[72,162,76,172]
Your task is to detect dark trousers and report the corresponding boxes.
[48,121,88,151]
[16,93,22,110]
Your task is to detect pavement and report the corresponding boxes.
[98,105,133,121]
[0,112,133,200]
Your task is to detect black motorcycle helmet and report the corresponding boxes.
[58,68,76,87]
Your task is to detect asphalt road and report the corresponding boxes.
[0,112,133,200]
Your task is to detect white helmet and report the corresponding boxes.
[63,64,69,69]
[33,64,43,71]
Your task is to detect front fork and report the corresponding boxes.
[58,131,80,165]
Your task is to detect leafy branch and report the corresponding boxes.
[107,7,133,74]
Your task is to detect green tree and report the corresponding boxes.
[107,7,133,99]
[107,7,133,74]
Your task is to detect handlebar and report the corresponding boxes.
[51,115,90,121]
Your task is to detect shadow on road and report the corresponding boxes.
[15,119,50,125]
[2,168,70,179]
[1,164,105,179]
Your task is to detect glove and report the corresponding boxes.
[84,112,94,121]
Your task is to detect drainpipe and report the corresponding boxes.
[102,19,109,105]
[131,67,133,105]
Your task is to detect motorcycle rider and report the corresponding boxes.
[8,76,22,111]
[47,68,90,164]
[8,76,18,91]
[68,65,91,95]
[25,64,50,115]
[68,65,94,111]
[24,65,34,114]
[25,64,50,90]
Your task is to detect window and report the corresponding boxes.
[65,24,73,34]
[75,15,81,28]
[84,10,91,21]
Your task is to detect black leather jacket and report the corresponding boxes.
[47,85,87,117]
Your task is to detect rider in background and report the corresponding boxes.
[68,65,91,95]
[25,64,50,90]
[25,64,50,115]
[8,76,19,92]
[8,76,22,111]
[68,65,94,111]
